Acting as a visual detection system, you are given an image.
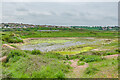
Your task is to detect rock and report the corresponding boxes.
[0,56,7,62]
[2,44,16,49]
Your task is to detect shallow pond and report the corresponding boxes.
[19,38,104,52]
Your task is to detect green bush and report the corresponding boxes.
[85,67,99,74]
[64,61,72,65]
[84,57,101,63]
[44,53,65,60]
[116,49,120,53]
[77,61,85,66]
[69,55,79,59]
[10,45,17,48]
[66,55,69,60]
[79,55,102,63]
[106,52,114,55]
[7,49,26,62]
[2,33,23,43]
[79,56,85,61]
[31,49,42,55]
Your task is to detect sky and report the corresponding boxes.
[1,0,119,26]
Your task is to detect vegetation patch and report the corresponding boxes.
[55,47,93,55]
[31,49,42,55]
[77,61,85,66]
[7,49,27,62]
[79,55,102,63]
[85,67,99,74]
[2,33,23,43]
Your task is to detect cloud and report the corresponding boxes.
[3,0,119,2]
[2,2,118,26]
[16,8,28,11]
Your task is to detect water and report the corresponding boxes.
[20,39,103,52]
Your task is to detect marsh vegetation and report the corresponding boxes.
[1,27,119,78]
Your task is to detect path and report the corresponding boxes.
[65,59,88,78]
[65,54,118,78]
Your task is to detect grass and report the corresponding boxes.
[83,58,118,78]
[2,27,118,39]
[1,28,119,78]
[66,56,118,78]
[85,67,99,74]
[54,47,93,55]
[2,49,71,78]
[29,39,72,44]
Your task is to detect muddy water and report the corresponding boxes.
[20,39,103,52]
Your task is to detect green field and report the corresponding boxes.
[1,27,119,78]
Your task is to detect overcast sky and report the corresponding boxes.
[2,2,118,26]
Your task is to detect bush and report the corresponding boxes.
[64,61,72,65]
[85,67,99,74]
[116,49,120,53]
[31,49,42,55]
[7,49,26,62]
[84,57,101,63]
[66,55,69,60]
[106,52,114,55]
[69,55,79,59]
[79,55,102,63]
[77,61,85,66]
[2,33,23,43]
[10,45,17,48]
[44,53,65,60]
[79,56,85,61]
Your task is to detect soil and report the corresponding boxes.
[104,54,118,58]
[67,59,88,68]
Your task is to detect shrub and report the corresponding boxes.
[85,67,99,74]
[106,52,114,55]
[2,33,23,43]
[64,61,72,65]
[7,49,26,62]
[31,49,42,55]
[44,52,65,60]
[10,45,17,48]
[77,61,85,66]
[84,57,101,63]
[79,55,102,63]
[69,55,79,59]
[66,55,69,60]
[116,49,120,53]
[79,56,85,61]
